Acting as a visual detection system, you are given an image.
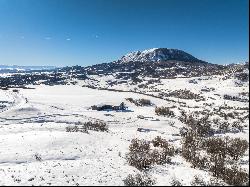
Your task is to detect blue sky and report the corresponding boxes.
[0,0,249,66]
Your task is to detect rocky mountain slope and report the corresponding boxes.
[120,48,206,63]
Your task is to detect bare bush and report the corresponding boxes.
[221,166,249,186]
[231,121,244,132]
[181,130,202,162]
[126,139,152,170]
[138,99,152,106]
[207,178,225,186]
[155,107,175,117]
[188,116,214,137]
[66,125,80,132]
[191,155,210,169]
[34,153,42,162]
[66,125,88,133]
[126,137,174,170]
[227,138,248,160]
[180,112,249,186]
[82,121,108,132]
[204,137,228,157]
[66,121,108,133]
[152,136,168,148]
[126,98,152,106]
[123,173,156,186]
[170,178,182,186]
[191,175,206,186]
[204,137,248,161]
[152,136,175,157]
[167,89,205,101]
[218,121,230,133]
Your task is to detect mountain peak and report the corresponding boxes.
[120,48,204,63]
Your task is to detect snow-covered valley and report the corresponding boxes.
[0,71,249,185]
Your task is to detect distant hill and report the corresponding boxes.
[0,65,57,73]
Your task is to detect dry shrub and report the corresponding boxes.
[204,137,228,157]
[138,99,152,106]
[152,136,175,157]
[152,136,168,148]
[126,98,152,106]
[34,153,42,161]
[218,121,230,133]
[180,112,249,186]
[66,124,88,133]
[190,175,206,186]
[191,155,210,170]
[170,178,182,186]
[126,139,153,170]
[66,125,80,132]
[227,138,248,160]
[83,121,108,132]
[66,121,108,133]
[155,107,175,117]
[180,113,214,137]
[126,98,134,103]
[123,173,156,186]
[203,137,248,184]
[209,153,226,178]
[181,130,201,162]
[221,166,249,186]
[189,116,214,137]
[126,137,174,170]
[232,121,244,132]
[204,137,248,161]
[207,178,225,186]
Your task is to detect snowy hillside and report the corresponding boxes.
[0,51,249,186]
[120,48,206,63]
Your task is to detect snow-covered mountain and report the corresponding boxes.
[120,48,205,63]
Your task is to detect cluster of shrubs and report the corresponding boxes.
[0,73,67,88]
[126,98,152,106]
[34,153,42,161]
[216,120,244,133]
[190,175,225,186]
[124,137,175,186]
[170,174,225,186]
[155,107,175,117]
[66,125,88,133]
[239,92,249,97]
[179,109,249,185]
[66,121,108,133]
[126,138,174,171]
[181,130,249,186]
[179,111,214,137]
[123,173,156,186]
[215,110,249,123]
[166,89,205,101]
[235,72,249,82]
[180,110,246,135]
[223,94,248,103]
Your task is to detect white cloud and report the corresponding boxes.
[66,38,71,41]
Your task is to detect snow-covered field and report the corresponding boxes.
[0,75,249,185]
